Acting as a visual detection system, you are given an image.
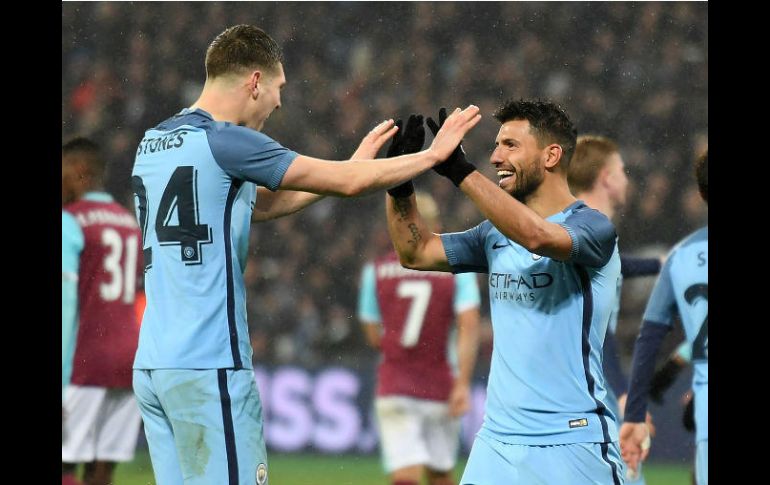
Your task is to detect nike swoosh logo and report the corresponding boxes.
[492,241,510,250]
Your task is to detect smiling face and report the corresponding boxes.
[490,119,548,202]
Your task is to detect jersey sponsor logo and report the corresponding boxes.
[489,272,553,302]
[492,240,510,250]
[568,418,588,428]
[489,272,553,289]
[256,463,267,484]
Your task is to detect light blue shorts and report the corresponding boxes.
[460,433,625,485]
[133,368,267,485]
[696,439,708,485]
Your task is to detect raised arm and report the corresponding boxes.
[251,119,402,222]
[385,193,452,271]
[279,106,481,197]
[458,171,574,260]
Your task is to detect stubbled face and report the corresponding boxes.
[249,63,286,131]
[490,119,546,202]
[605,152,629,208]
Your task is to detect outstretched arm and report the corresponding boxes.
[252,119,402,221]
[457,171,573,260]
[280,106,481,197]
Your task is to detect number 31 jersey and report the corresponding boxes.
[358,252,480,401]
[131,108,298,370]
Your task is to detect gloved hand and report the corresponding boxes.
[385,114,425,198]
[426,107,476,187]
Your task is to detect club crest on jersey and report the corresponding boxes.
[256,463,267,484]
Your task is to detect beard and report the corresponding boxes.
[509,164,545,203]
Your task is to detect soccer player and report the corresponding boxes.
[359,188,481,485]
[130,25,480,485]
[62,138,143,485]
[620,151,708,485]
[568,135,662,483]
[385,100,624,484]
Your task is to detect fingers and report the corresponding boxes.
[371,119,395,134]
[439,107,448,125]
[426,117,440,136]
[404,114,422,133]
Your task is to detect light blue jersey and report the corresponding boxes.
[131,108,298,370]
[642,226,708,444]
[62,210,84,397]
[441,201,621,446]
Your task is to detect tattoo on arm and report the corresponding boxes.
[393,197,411,221]
[407,223,422,246]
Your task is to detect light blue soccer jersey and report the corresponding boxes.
[642,226,708,443]
[62,209,84,396]
[441,201,621,445]
[131,108,298,369]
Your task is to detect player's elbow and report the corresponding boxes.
[335,178,367,197]
[398,253,426,271]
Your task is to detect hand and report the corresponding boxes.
[385,114,425,197]
[619,422,651,476]
[448,381,471,417]
[386,114,425,157]
[350,119,398,160]
[426,106,479,186]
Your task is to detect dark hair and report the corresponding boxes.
[205,25,283,79]
[695,150,707,203]
[62,137,105,179]
[568,135,619,194]
[494,99,577,169]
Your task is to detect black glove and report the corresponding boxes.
[426,107,477,187]
[649,358,685,404]
[385,114,425,198]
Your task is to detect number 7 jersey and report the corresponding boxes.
[131,108,297,369]
[358,252,481,401]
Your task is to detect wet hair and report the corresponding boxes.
[568,135,619,194]
[695,150,707,203]
[494,99,577,169]
[205,25,284,79]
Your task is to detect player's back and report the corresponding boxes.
[64,195,142,388]
[648,226,708,442]
[131,108,296,370]
[132,110,253,370]
[374,252,457,401]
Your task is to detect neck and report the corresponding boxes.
[190,80,246,125]
[525,176,577,219]
[576,189,614,219]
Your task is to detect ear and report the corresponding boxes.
[543,144,562,169]
[249,70,263,99]
[598,165,612,188]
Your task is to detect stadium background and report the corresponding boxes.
[62,2,707,483]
